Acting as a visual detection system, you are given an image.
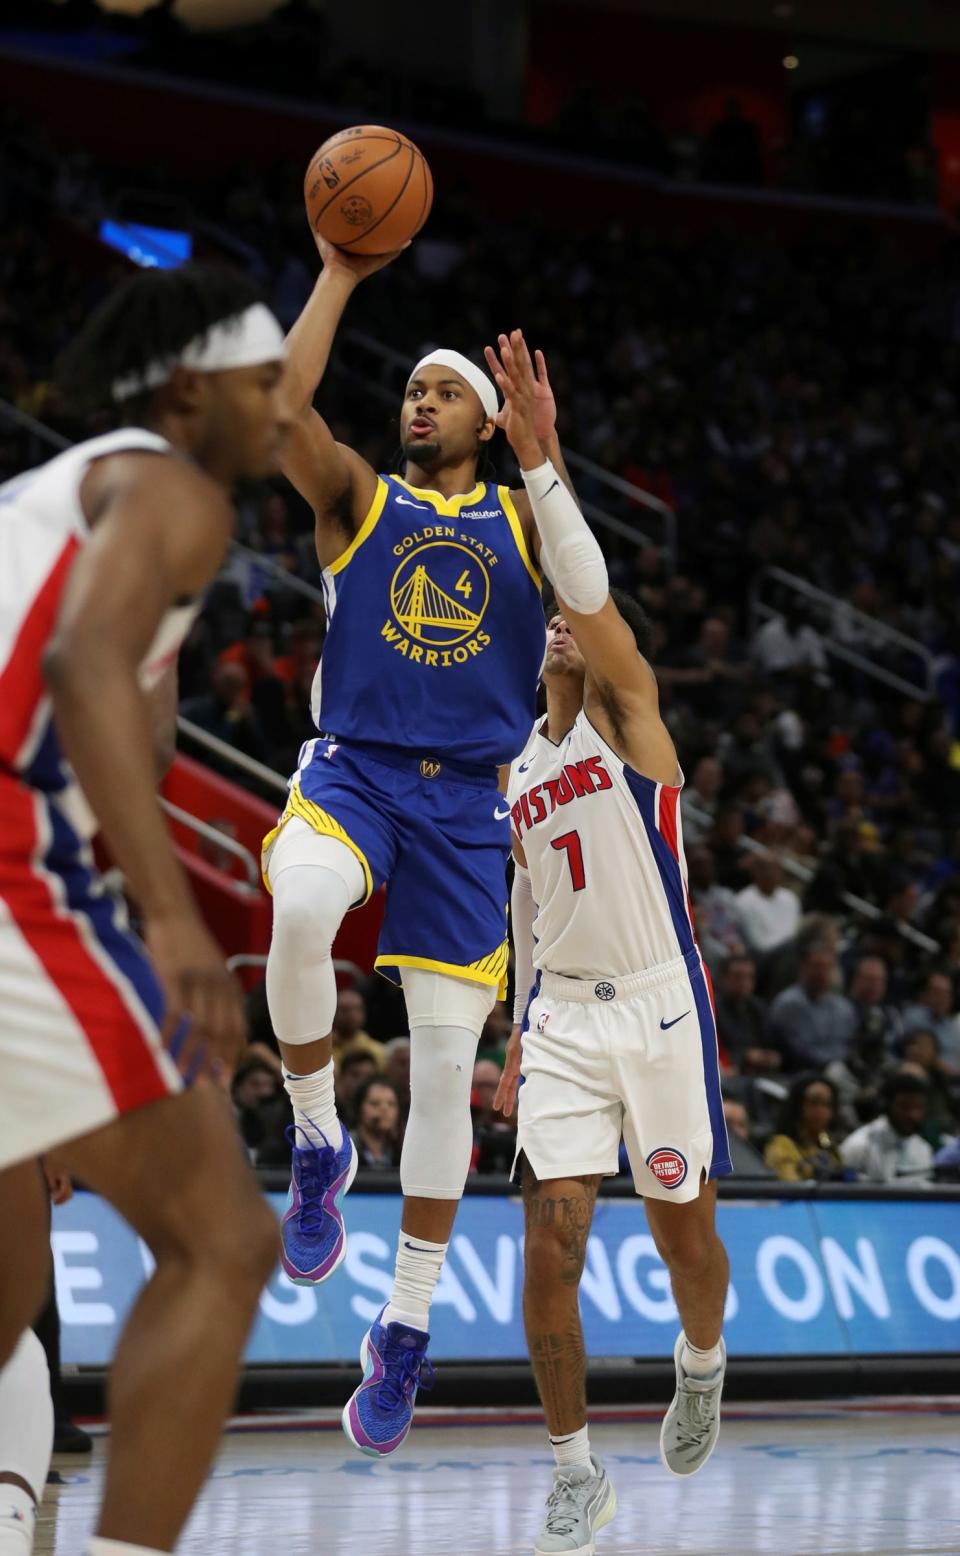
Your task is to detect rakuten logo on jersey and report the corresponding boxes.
[511,756,612,838]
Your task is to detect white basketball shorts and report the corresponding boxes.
[516,948,731,1203]
[0,784,182,1173]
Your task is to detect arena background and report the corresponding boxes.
[4,0,960,1413]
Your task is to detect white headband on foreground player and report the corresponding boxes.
[112,302,287,402]
[409,348,499,422]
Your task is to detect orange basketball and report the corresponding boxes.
[304,125,433,256]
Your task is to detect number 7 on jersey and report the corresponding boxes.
[551,830,586,891]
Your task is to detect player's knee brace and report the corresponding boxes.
[400,967,498,1034]
[265,853,358,1044]
[399,971,497,1200]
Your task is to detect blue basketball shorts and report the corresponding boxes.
[262,737,511,991]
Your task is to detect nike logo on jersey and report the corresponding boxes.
[494,803,513,821]
[518,758,534,773]
[396,496,431,509]
[660,1011,690,1030]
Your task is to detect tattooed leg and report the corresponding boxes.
[522,1162,601,1436]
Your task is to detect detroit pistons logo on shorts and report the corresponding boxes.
[646,1146,688,1190]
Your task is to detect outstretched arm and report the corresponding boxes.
[485,335,577,501]
[485,334,580,569]
[491,328,610,617]
[493,339,677,781]
[282,239,405,561]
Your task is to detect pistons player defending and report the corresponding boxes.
[492,353,731,1555]
[0,264,285,1556]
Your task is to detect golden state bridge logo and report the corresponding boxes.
[385,538,493,666]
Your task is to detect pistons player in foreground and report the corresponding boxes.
[492,360,731,1556]
[0,265,286,1556]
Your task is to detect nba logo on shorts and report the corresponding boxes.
[646,1146,688,1190]
[537,1011,550,1033]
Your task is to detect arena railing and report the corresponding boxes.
[175,717,290,799]
[751,565,937,702]
[158,795,261,889]
[681,793,939,955]
[333,328,678,565]
[0,396,329,611]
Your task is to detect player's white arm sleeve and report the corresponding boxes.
[520,459,608,614]
[511,860,537,1025]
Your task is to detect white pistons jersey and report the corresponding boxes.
[0,429,193,1174]
[0,429,199,837]
[507,712,693,979]
[508,711,731,1198]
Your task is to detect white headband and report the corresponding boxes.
[112,302,286,402]
[410,348,499,423]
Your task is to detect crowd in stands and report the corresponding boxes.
[2,96,960,1185]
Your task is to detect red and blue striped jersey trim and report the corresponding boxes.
[622,765,731,1179]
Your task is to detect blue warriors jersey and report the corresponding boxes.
[312,475,546,768]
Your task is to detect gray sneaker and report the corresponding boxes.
[659,1330,726,1478]
[534,1454,617,1555]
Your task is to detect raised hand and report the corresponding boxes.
[483,329,543,468]
[313,231,410,286]
[486,334,556,442]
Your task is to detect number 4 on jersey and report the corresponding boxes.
[551,830,585,891]
[455,569,473,599]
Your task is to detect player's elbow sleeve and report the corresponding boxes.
[521,460,608,615]
[543,531,609,615]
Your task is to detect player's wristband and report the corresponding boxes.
[520,459,608,615]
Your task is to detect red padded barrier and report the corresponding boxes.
[161,754,384,979]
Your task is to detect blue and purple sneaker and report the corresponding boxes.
[279,1123,358,1286]
[341,1306,435,1456]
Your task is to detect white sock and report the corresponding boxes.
[382,1233,447,1331]
[549,1424,592,1472]
[0,1329,53,1509]
[0,1487,36,1555]
[283,1061,343,1150]
[681,1338,723,1379]
[86,1541,167,1555]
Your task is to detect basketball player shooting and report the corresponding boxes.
[261,210,614,1455]
[0,264,287,1556]
[490,340,732,1556]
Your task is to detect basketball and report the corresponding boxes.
[304,125,433,256]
